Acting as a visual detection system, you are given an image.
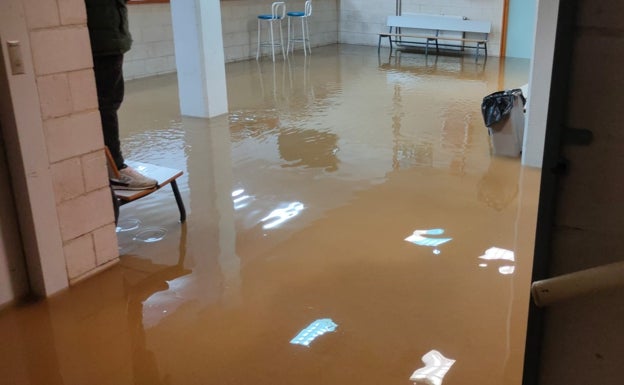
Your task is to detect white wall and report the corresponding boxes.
[221,0,339,62]
[125,1,339,79]
[125,4,176,80]
[341,0,504,56]
[505,0,537,59]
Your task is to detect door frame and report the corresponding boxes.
[0,0,68,297]
[522,1,578,384]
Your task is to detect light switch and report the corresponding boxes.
[7,40,25,75]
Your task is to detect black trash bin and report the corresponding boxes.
[481,89,526,157]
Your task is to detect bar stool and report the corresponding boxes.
[287,0,312,55]
[256,2,286,61]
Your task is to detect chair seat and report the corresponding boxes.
[287,11,306,17]
[258,14,282,20]
[112,160,186,223]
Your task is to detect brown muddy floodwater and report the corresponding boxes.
[0,45,540,385]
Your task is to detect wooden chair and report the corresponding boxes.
[105,148,186,223]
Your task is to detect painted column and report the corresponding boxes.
[170,0,228,118]
[523,0,560,168]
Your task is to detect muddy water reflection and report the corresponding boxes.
[0,45,539,385]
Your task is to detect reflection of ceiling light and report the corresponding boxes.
[232,189,253,210]
[499,266,515,275]
[478,247,515,262]
[261,202,305,229]
[478,247,516,275]
[290,318,338,347]
[405,229,452,248]
[233,195,252,210]
[410,349,456,385]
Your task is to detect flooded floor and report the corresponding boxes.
[0,45,540,385]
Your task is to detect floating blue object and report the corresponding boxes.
[405,229,453,247]
[290,318,338,347]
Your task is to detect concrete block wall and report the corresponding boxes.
[123,1,504,79]
[340,0,504,56]
[21,0,119,284]
[125,3,176,80]
[123,1,338,77]
[221,0,339,62]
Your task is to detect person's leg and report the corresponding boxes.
[93,54,156,190]
[93,54,126,170]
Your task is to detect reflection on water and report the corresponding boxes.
[133,227,168,243]
[290,318,339,347]
[410,350,456,385]
[278,128,340,171]
[479,247,516,276]
[0,45,540,385]
[405,229,453,252]
[116,217,142,233]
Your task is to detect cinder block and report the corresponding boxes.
[37,73,73,119]
[145,57,171,75]
[57,187,115,241]
[81,150,109,192]
[142,25,170,43]
[30,26,93,76]
[93,223,119,266]
[50,157,85,204]
[122,60,145,81]
[68,69,99,112]
[44,111,104,163]
[64,233,96,279]
[22,0,60,29]
[58,0,88,25]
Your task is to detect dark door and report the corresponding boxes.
[523,1,624,384]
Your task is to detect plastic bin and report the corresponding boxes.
[481,89,526,157]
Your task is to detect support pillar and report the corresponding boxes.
[171,0,228,118]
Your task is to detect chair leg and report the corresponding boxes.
[111,185,119,225]
[171,180,186,223]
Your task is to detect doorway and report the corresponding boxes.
[0,121,28,306]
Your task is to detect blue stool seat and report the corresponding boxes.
[258,14,281,20]
[287,11,305,17]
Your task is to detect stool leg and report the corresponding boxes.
[269,21,275,62]
[301,17,307,56]
[256,19,261,60]
[287,17,292,54]
[279,20,285,60]
[305,17,311,54]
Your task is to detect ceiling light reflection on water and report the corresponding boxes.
[260,201,305,229]
[232,189,253,210]
[410,350,456,385]
[478,247,516,275]
[405,229,453,254]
